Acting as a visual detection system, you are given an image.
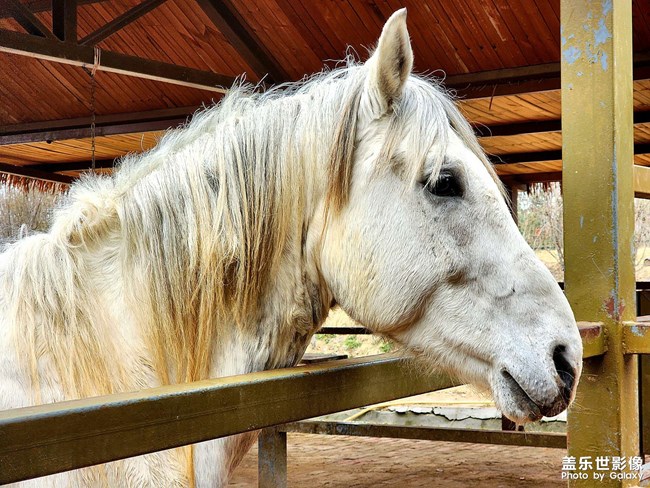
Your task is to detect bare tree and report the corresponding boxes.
[0,176,65,246]
[518,183,564,279]
[635,199,650,278]
[518,182,650,282]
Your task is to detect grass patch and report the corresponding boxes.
[315,333,336,344]
[344,335,362,350]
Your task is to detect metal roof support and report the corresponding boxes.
[561,1,638,487]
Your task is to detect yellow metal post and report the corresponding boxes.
[561,0,637,486]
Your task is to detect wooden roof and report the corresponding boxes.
[1,0,649,184]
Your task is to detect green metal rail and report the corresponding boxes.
[0,354,454,485]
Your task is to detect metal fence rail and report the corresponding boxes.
[0,353,454,485]
[281,420,568,449]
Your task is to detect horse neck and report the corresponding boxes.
[117,101,335,384]
[209,228,331,379]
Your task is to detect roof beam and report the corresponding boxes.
[52,0,77,43]
[450,52,650,99]
[497,165,650,199]
[0,162,74,184]
[0,106,197,145]
[3,103,647,146]
[491,150,563,165]
[79,0,167,46]
[474,111,650,138]
[0,29,233,92]
[195,0,288,83]
[27,159,115,172]
[491,143,650,164]
[499,171,562,185]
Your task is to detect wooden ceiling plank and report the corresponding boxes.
[170,2,247,76]
[79,0,167,46]
[470,0,527,67]
[273,0,332,62]
[0,28,233,92]
[509,0,557,60]
[488,0,544,65]
[449,0,505,70]
[224,1,295,79]
[417,0,480,73]
[195,0,288,83]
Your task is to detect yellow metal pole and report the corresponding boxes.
[561,0,637,486]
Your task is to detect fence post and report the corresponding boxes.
[561,0,638,486]
[258,427,287,488]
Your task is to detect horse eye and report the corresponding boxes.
[425,172,462,198]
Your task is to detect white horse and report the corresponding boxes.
[0,9,582,487]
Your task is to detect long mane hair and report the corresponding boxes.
[1,59,495,400]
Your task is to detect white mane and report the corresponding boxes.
[2,59,492,398]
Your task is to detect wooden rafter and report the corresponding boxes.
[491,144,650,165]
[449,52,650,99]
[0,162,74,184]
[2,99,647,146]
[52,0,77,43]
[0,29,233,92]
[27,159,115,172]
[195,0,288,83]
[0,106,197,145]
[79,0,168,46]
[2,0,54,38]
[473,111,650,138]
[499,166,650,200]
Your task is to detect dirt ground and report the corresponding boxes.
[228,433,566,487]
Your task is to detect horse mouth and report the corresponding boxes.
[500,369,545,421]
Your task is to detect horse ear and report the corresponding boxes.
[365,9,413,116]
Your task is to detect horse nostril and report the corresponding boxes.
[553,344,575,404]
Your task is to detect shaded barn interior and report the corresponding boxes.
[0,0,649,188]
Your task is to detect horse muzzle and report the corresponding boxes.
[492,343,581,423]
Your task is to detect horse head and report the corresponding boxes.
[317,9,582,423]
